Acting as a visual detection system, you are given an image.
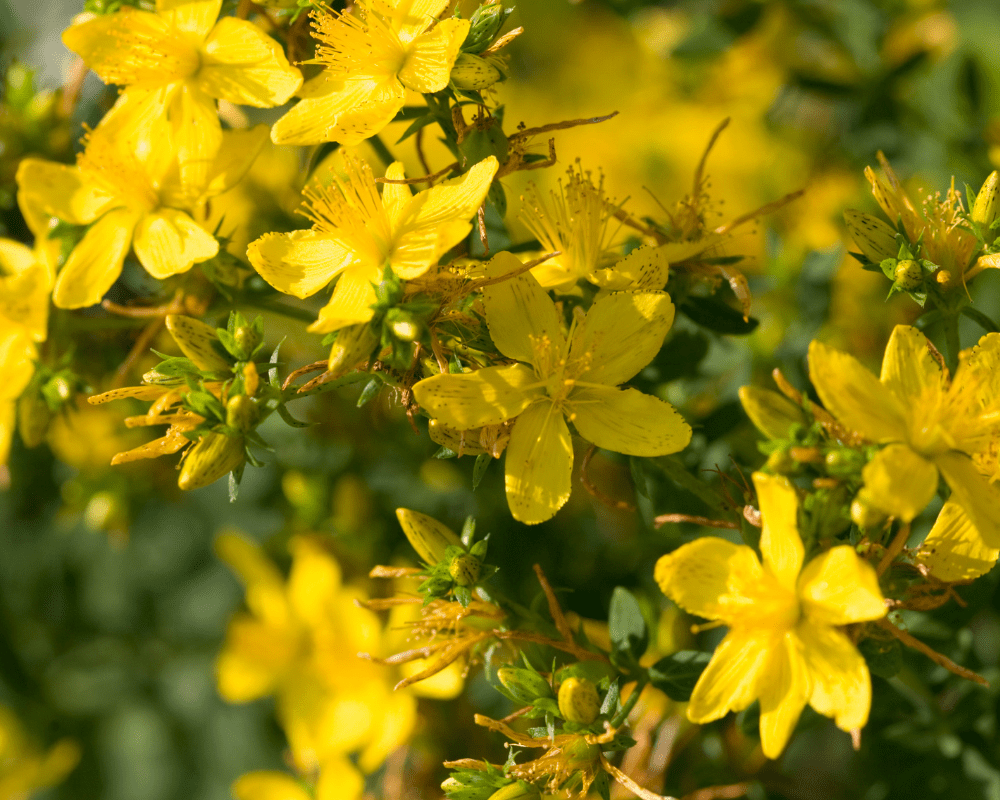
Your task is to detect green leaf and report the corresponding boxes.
[472,452,491,490]
[608,587,648,660]
[858,636,903,680]
[647,650,712,701]
[277,403,312,428]
[680,295,759,334]
[356,378,381,408]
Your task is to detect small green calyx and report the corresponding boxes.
[557,677,601,724]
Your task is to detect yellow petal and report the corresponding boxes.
[738,385,807,440]
[202,124,269,198]
[843,209,899,264]
[215,530,285,589]
[687,628,771,723]
[15,158,115,225]
[654,537,765,624]
[395,508,462,564]
[859,443,938,522]
[405,658,464,700]
[309,266,380,334]
[504,400,573,524]
[807,339,907,442]
[798,546,886,626]
[757,632,810,760]
[379,162,411,225]
[797,620,872,732]
[356,691,417,773]
[591,244,670,291]
[248,230,354,299]
[0,329,36,402]
[197,17,303,106]
[287,537,343,628]
[481,251,565,366]
[753,472,804,592]
[0,259,49,343]
[916,500,1000,582]
[413,363,541,430]
[164,315,230,371]
[936,451,1000,548]
[52,208,139,309]
[390,0,450,42]
[958,331,1000,410]
[133,209,218,279]
[879,325,945,405]
[390,156,498,279]
[231,771,312,800]
[566,385,691,457]
[215,622,287,702]
[168,84,223,192]
[271,75,405,146]
[156,0,221,39]
[570,291,675,386]
[398,18,469,93]
[316,757,366,800]
[0,400,14,466]
[0,239,37,276]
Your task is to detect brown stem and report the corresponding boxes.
[377,161,458,186]
[496,630,608,663]
[282,360,327,391]
[477,206,490,255]
[415,126,432,178]
[532,563,573,642]
[654,514,739,530]
[680,784,750,800]
[877,524,910,576]
[692,118,731,199]
[875,617,989,686]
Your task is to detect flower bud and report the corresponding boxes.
[387,310,421,342]
[935,269,953,289]
[973,170,999,232]
[851,495,886,529]
[738,386,806,440]
[463,2,511,54]
[893,259,923,291]
[233,325,261,359]
[165,315,231,372]
[178,432,245,491]
[844,209,898,263]
[449,553,481,586]
[486,783,541,800]
[328,324,379,377]
[396,508,462,564]
[451,53,504,90]
[557,677,601,724]
[824,448,863,476]
[765,449,796,474]
[226,394,258,432]
[497,666,553,704]
[17,390,50,448]
[440,778,463,793]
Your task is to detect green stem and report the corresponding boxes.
[610,677,647,728]
[240,297,317,324]
[369,135,396,169]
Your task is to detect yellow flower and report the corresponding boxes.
[809,325,1000,544]
[247,155,498,333]
[0,237,51,464]
[413,252,691,524]
[231,759,364,800]
[16,125,267,309]
[655,473,887,759]
[215,533,420,775]
[271,0,468,145]
[0,704,80,799]
[62,0,301,185]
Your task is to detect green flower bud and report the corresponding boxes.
[893,259,923,291]
[233,325,261,359]
[328,323,379,378]
[557,677,601,724]
[178,432,245,491]
[225,394,258,432]
[396,508,462,564]
[765,449,796,474]
[386,309,421,342]
[497,666,552,704]
[851,495,885,529]
[463,2,511,54]
[451,53,504,90]
[440,777,463,793]
[844,209,898,263]
[449,553,481,586]
[824,448,863,476]
[973,170,999,234]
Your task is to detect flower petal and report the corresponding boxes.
[798,620,872,733]
[52,208,139,309]
[201,124,269,198]
[758,632,810,760]
[481,251,565,366]
[753,472,804,592]
[390,0,450,42]
[198,17,303,106]
[398,18,469,93]
[798,546,886,626]
[591,244,671,291]
[0,328,36,402]
[959,331,1000,411]
[738,386,807,440]
[287,537,343,628]
[232,771,312,800]
[916,501,1000,582]
[309,266,380,334]
[687,628,772,723]
[860,443,938,522]
[133,209,218,279]
[156,0,221,39]
[571,291,675,386]
[15,158,115,225]
[936,450,1000,548]
[168,84,224,192]
[316,757,366,800]
[566,385,690,457]
[880,325,946,405]
[248,230,354,299]
[0,400,15,467]
[356,690,417,773]
[504,400,573,524]
[413,363,541,430]
[271,75,405,146]
[379,162,411,226]
[807,339,907,442]
[390,156,498,279]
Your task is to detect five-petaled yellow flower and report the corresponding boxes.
[809,325,1000,544]
[62,0,301,186]
[271,0,468,145]
[655,472,887,759]
[17,125,267,309]
[413,252,691,524]
[248,155,498,333]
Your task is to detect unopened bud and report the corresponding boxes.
[558,677,600,724]
[935,269,953,289]
[440,778,463,793]
[233,325,261,359]
[226,394,258,431]
[844,210,898,263]
[738,386,806,440]
[165,315,231,372]
[464,2,511,54]
[17,391,50,448]
[497,666,552,704]
[390,318,421,342]
[851,495,886,529]
[893,259,923,291]
[396,508,462,564]
[765,449,796,474]
[328,324,379,377]
[449,553,481,586]
[178,432,245,491]
[451,53,504,90]
[824,448,862,476]
[973,171,999,233]
[486,783,540,800]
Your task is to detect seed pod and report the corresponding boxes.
[451,53,504,90]
[557,677,601,724]
[844,209,898,263]
[178,432,245,491]
[497,666,552,704]
[226,394,258,432]
[893,259,923,291]
[165,315,231,372]
[396,508,462,564]
[973,170,999,231]
[17,390,50,448]
[328,323,379,377]
[449,553,481,586]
